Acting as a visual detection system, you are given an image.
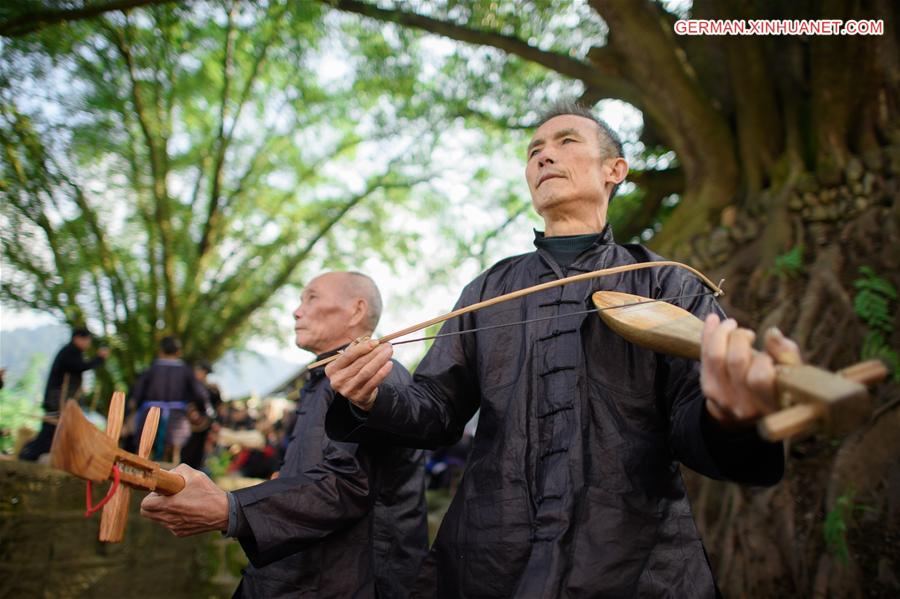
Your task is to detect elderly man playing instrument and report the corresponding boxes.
[324,102,798,598]
[141,271,427,599]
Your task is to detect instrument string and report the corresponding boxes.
[390,291,715,346]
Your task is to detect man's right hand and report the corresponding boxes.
[324,339,394,411]
[140,464,228,536]
[97,347,111,359]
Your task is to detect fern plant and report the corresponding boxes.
[770,245,805,278]
[824,489,872,564]
[853,266,899,379]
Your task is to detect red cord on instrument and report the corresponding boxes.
[84,464,121,518]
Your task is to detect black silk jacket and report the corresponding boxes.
[327,229,784,598]
[42,343,105,409]
[232,359,428,599]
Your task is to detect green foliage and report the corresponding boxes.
[853,266,899,379]
[823,489,873,565]
[206,448,234,480]
[0,1,455,387]
[0,354,47,453]
[224,538,249,578]
[854,267,898,332]
[769,245,805,279]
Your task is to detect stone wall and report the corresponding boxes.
[0,459,244,598]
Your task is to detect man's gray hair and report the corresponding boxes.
[535,100,625,199]
[344,271,383,332]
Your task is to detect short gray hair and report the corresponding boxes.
[536,100,625,199]
[343,271,382,332]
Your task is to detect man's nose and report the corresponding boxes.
[537,152,555,168]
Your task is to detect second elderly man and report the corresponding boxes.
[141,271,428,599]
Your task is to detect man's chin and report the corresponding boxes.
[532,193,571,215]
[295,332,309,350]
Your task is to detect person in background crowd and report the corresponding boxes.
[19,327,109,461]
[131,336,208,463]
[180,360,221,469]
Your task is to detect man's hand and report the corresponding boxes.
[140,464,228,537]
[97,346,111,359]
[700,314,802,426]
[324,339,394,411]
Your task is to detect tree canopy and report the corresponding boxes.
[2,1,899,597]
[1,1,463,384]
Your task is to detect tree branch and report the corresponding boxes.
[191,1,281,301]
[0,0,174,37]
[202,174,424,352]
[615,167,684,241]
[590,0,739,253]
[108,17,179,327]
[196,1,237,262]
[472,202,531,270]
[324,0,641,105]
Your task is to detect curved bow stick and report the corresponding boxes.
[592,291,888,441]
[308,261,723,369]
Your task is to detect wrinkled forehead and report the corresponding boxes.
[530,114,600,144]
[303,273,345,297]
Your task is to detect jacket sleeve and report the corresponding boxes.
[230,438,373,568]
[130,371,148,407]
[59,346,104,374]
[659,270,784,486]
[187,368,210,410]
[326,294,482,450]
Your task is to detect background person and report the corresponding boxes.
[19,327,109,461]
[131,336,208,463]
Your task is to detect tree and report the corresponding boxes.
[0,1,442,390]
[3,1,899,595]
[317,2,900,596]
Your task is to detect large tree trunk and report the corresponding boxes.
[685,147,900,597]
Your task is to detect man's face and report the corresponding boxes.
[525,114,614,216]
[72,335,92,351]
[293,273,357,355]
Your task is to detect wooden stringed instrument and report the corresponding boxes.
[50,400,185,498]
[592,291,887,441]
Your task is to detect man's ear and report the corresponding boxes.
[607,157,628,185]
[348,298,368,329]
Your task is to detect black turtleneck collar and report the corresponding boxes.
[533,224,614,269]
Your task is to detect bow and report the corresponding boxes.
[310,259,886,441]
[308,260,723,369]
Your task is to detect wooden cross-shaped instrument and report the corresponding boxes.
[50,398,185,542]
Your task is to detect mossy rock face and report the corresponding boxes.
[0,459,244,598]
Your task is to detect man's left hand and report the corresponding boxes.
[700,314,802,426]
[140,464,229,537]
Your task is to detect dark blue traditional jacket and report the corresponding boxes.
[327,227,783,598]
[232,357,428,599]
